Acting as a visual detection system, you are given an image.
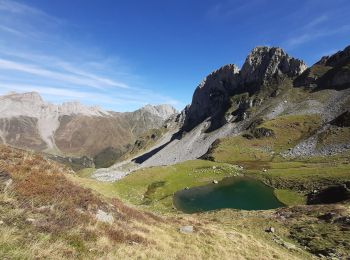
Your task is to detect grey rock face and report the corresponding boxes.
[183,47,307,132]
[295,44,350,89]
[183,64,240,131]
[241,46,307,86]
[124,104,177,137]
[320,45,350,67]
[141,104,177,120]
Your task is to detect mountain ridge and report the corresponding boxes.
[0,91,177,161]
[95,44,350,181]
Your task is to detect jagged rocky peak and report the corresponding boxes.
[183,64,240,131]
[198,64,240,89]
[295,44,350,89]
[2,91,44,104]
[317,45,350,67]
[59,101,108,116]
[241,46,307,85]
[140,104,177,119]
[0,91,109,118]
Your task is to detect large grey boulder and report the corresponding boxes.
[179,225,194,233]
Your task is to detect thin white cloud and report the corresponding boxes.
[0,0,62,25]
[0,58,129,89]
[285,24,350,48]
[0,0,39,14]
[56,62,129,88]
[207,0,267,20]
[303,15,329,29]
[0,24,23,36]
[0,0,182,111]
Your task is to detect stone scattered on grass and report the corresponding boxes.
[265,227,275,233]
[96,209,114,224]
[213,180,219,184]
[179,225,194,234]
[26,218,36,224]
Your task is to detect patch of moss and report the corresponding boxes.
[76,168,95,178]
[274,189,306,206]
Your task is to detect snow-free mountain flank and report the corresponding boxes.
[0,91,177,159]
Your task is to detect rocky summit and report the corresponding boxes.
[240,46,307,86]
[183,46,308,132]
[104,44,350,172]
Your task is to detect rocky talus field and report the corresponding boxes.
[1,45,350,259]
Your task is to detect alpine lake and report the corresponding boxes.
[173,177,284,213]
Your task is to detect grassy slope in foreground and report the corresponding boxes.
[0,145,309,259]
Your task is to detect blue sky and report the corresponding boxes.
[0,0,349,111]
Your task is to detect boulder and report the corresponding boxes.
[179,225,194,234]
[265,227,275,233]
[251,127,275,138]
[96,209,114,224]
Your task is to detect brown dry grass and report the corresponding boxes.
[0,145,310,259]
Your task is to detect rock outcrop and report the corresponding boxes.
[183,64,240,131]
[241,46,307,87]
[320,45,350,67]
[295,44,350,89]
[183,47,307,132]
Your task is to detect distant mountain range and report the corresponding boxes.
[0,91,177,162]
